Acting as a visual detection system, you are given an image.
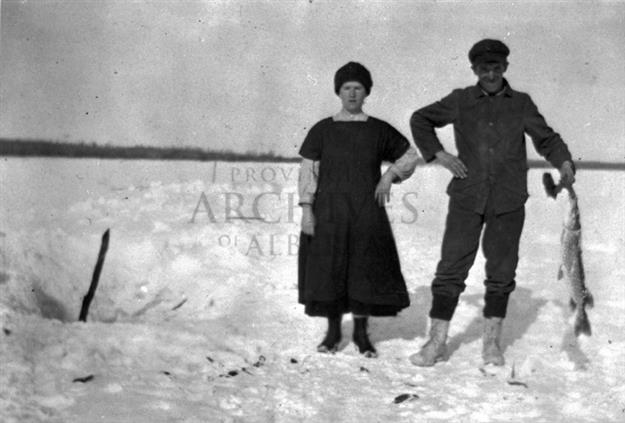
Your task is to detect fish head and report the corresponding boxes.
[542,173,559,198]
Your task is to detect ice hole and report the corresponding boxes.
[1,271,124,324]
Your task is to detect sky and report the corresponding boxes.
[1,0,624,161]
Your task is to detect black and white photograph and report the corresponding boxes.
[1,1,624,421]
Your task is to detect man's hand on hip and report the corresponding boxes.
[434,151,468,178]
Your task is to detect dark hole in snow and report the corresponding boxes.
[72,375,95,383]
[171,298,186,310]
[507,381,528,389]
[33,288,72,322]
[253,355,266,367]
[393,393,419,404]
[218,370,241,378]
[3,328,11,335]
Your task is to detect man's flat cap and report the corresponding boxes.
[469,39,510,64]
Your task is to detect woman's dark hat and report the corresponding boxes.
[469,39,510,65]
[334,62,372,95]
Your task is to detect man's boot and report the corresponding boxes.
[409,318,450,367]
[482,317,505,366]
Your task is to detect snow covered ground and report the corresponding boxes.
[1,158,624,422]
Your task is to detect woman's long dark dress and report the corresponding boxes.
[298,117,411,317]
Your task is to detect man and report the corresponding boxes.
[409,39,576,367]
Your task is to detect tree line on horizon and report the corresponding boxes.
[0,138,622,170]
[0,139,299,163]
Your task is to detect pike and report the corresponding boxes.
[543,173,593,336]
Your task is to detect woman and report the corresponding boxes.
[298,62,419,357]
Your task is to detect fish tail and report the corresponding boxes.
[585,291,594,309]
[574,308,592,337]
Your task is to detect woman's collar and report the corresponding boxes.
[332,111,369,122]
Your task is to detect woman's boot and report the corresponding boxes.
[353,316,377,358]
[317,315,342,353]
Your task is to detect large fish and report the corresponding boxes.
[543,173,593,336]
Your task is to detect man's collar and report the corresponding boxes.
[473,79,513,98]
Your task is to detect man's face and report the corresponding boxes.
[472,60,508,94]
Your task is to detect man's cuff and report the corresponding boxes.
[549,147,574,171]
[567,160,576,174]
[426,149,445,163]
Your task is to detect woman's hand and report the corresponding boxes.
[301,205,315,236]
[434,150,467,178]
[375,172,394,207]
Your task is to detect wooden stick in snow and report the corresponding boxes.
[79,229,110,322]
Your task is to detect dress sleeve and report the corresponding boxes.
[380,122,411,162]
[299,122,323,160]
[298,159,319,205]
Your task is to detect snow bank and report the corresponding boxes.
[1,158,624,422]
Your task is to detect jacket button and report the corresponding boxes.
[488,122,494,126]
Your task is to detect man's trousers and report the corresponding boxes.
[429,198,525,321]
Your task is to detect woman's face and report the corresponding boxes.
[338,81,367,113]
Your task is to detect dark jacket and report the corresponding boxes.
[410,81,573,214]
